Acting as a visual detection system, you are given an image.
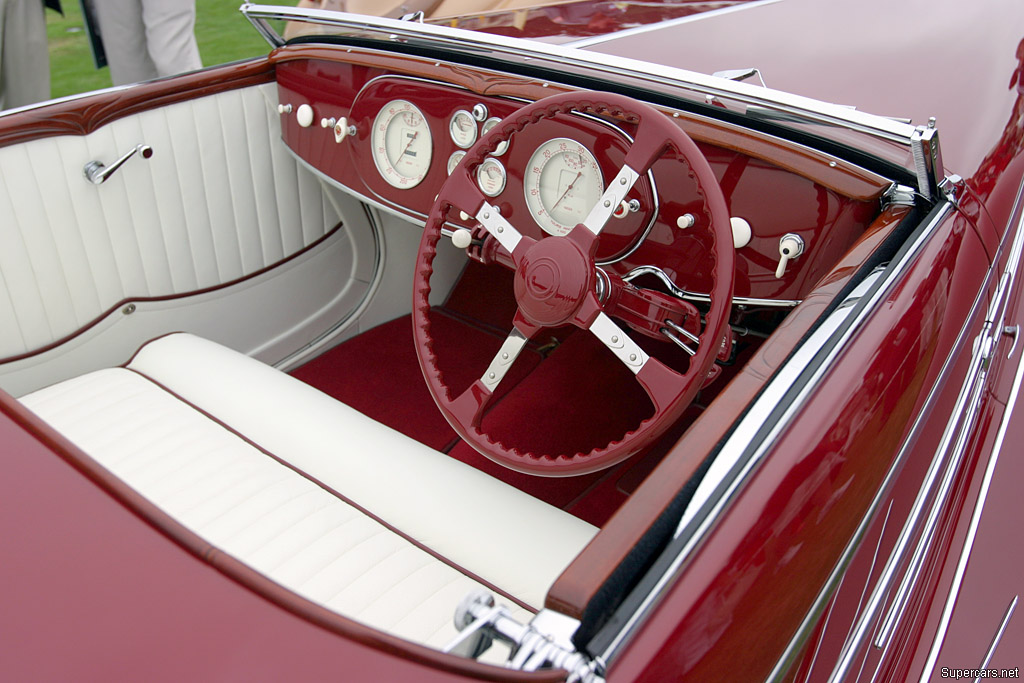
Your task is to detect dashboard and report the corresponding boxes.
[274,55,884,302]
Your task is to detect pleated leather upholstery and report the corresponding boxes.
[20,334,597,658]
[0,84,345,359]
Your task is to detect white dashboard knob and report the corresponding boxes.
[296,104,314,128]
[451,229,473,249]
[775,233,805,278]
[730,216,752,249]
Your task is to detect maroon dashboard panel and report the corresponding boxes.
[275,58,879,300]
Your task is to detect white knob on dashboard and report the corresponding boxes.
[334,117,351,143]
[730,216,752,249]
[451,229,473,249]
[296,104,314,128]
[676,213,695,229]
[775,233,805,278]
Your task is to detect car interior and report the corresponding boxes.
[0,18,915,666]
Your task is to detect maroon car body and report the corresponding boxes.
[2,0,1022,680]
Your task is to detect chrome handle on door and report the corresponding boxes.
[1004,324,1020,358]
[83,144,153,185]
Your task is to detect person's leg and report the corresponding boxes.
[0,0,51,110]
[94,0,158,86]
[140,0,200,79]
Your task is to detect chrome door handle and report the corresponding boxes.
[1004,324,1020,358]
[84,144,153,185]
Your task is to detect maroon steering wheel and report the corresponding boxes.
[413,91,734,476]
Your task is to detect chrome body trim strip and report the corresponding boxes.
[827,179,1024,680]
[976,596,1019,680]
[241,5,920,147]
[871,323,988,649]
[873,178,1024,652]
[594,203,952,669]
[918,177,1024,680]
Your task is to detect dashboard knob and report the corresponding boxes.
[296,104,314,128]
[730,216,752,249]
[451,229,473,249]
[277,103,293,115]
[333,117,354,143]
[775,233,805,278]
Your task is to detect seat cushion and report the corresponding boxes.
[19,333,597,656]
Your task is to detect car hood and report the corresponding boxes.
[575,0,1024,185]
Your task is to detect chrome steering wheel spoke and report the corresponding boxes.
[589,311,649,374]
[476,200,525,256]
[582,164,640,235]
[480,326,531,391]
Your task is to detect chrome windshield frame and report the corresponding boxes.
[241,4,920,150]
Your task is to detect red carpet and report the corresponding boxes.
[290,261,761,527]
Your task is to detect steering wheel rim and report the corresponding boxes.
[413,91,734,476]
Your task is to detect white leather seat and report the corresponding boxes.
[19,333,597,659]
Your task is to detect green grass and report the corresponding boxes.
[46,1,294,99]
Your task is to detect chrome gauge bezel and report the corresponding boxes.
[447,150,466,175]
[477,158,507,197]
[524,137,604,236]
[481,117,510,156]
[371,99,433,189]
[449,109,478,149]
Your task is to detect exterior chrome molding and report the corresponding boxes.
[918,175,1024,680]
[978,596,1019,674]
[594,203,953,671]
[240,5,921,148]
[829,177,1024,681]
[871,318,989,649]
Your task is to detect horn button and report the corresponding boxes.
[513,235,594,327]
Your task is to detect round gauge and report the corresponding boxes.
[447,150,466,175]
[481,117,509,156]
[476,158,507,197]
[524,138,604,236]
[371,99,433,189]
[449,110,478,149]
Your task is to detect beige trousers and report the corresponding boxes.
[0,0,50,111]
[92,0,201,86]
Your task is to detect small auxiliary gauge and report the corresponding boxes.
[449,110,478,148]
[481,117,509,156]
[447,150,466,175]
[477,158,507,197]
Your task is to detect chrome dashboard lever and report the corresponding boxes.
[83,144,153,185]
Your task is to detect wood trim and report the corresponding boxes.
[0,59,276,148]
[1,377,558,682]
[545,204,912,618]
[269,44,891,201]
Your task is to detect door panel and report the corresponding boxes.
[0,83,379,395]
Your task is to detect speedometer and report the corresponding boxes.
[371,100,432,189]
[524,138,604,236]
